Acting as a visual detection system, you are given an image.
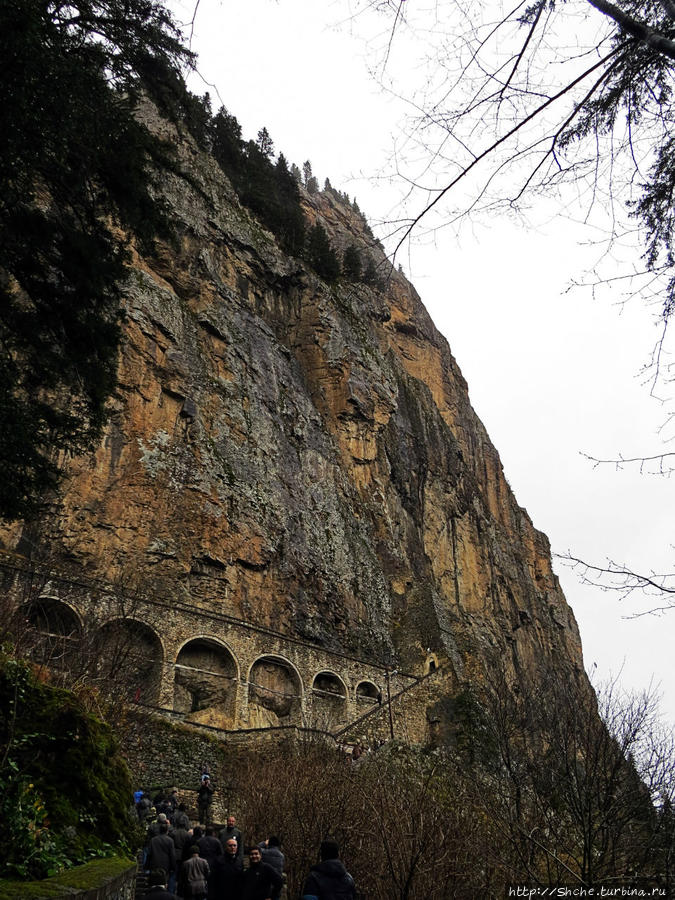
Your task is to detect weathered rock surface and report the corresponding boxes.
[3,106,586,713]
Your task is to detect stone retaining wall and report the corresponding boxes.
[76,864,136,900]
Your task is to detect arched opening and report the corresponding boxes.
[248,656,302,728]
[174,638,238,729]
[312,671,347,698]
[94,618,163,705]
[16,597,81,668]
[424,653,439,675]
[310,671,347,730]
[356,680,381,704]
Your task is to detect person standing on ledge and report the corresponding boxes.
[197,775,215,826]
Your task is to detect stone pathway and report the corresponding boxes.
[134,855,147,899]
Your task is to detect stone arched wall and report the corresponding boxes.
[95,617,164,705]
[2,561,419,736]
[247,655,304,728]
[173,636,239,729]
[308,670,348,730]
[16,595,83,669]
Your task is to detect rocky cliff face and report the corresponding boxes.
[3,106,585,703]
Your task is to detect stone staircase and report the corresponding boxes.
[134,855,148,898]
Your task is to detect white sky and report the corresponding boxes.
[168,0,674,725]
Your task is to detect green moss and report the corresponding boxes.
[0,856,135,900]
[0,651,137,879]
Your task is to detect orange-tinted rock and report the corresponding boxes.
[1,107,586,715]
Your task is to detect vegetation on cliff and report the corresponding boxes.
[225,679,674,898]
[0,0,192,522]
[0,648,137,879]
[0,0,387,524]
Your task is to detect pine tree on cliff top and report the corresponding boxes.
[0,0,191,521]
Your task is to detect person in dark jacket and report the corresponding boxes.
[301,840,356,900]
[146,868,179,899]
[219,814,244,864]
[174,802,191,830]
[198,826,223,868]
[197,776,215,825]
[257,837,284,900]
[183,827,203,863]
[240,846,283,900]
[207,837,243,900]
[172,821,192,861]
[147,824,177,892]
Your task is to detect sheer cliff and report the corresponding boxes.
[3,105,586,718]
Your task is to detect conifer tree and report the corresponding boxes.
[256,126,275,160]
[343,244,362,281]
[307,224,341,282]
[290,163,302,183]
[302,160,313,187]
[306,176,319,195]
[363,259,383,288]
[212,106,245,179]
[0,0,190,520]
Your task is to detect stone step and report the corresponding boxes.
[134,856,148,899]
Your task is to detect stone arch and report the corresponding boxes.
[19,595,83,637]
[16,596,82,667]
[310,670,348,730]
[94,617,164,705]
[173,637,239,729]
[247,655,303,728]
[424,653,439,675]
[355,680,381,703]
[312,671,348,698]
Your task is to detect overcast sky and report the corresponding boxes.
[168,0,674,725]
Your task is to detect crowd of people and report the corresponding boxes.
[134,778,357,900]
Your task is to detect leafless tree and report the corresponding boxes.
[458,670,675,888]
[350,0,675,611]
[0,546,160,726]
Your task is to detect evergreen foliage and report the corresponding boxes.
[211,114,305,255]
[363,258,384,288]
[212,106,245,175]
[307,224,341,282]
[0,651,136,879]
[256,127,275,160]
[0,0,191,521]
[302,160,313,187]
[343,244,362,281]
[306,176,320,195]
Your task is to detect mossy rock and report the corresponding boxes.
[0,652,138,878]
[0,856,135,900]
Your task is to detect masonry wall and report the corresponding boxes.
[3,557,419,739]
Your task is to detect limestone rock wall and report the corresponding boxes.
[3,107,586,726]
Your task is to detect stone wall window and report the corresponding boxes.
[424,653,439,675]
[312,671,347,698]
[248,656,302,728]
[355,680,380,703]
[173,639,238,729]
[95,618,163,705]
[16,596,81,669]
[309,670,347,730]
